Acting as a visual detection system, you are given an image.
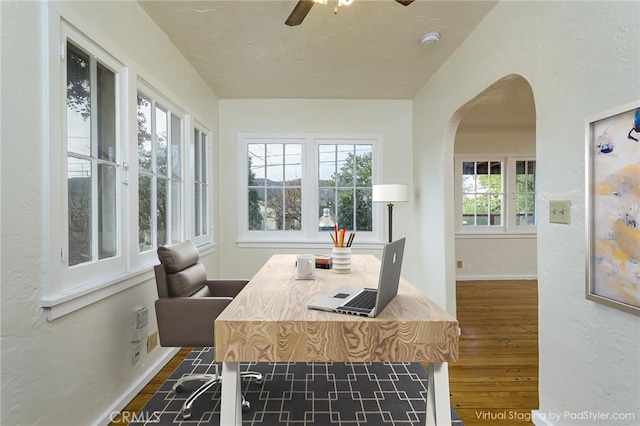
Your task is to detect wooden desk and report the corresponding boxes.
[215,254,459,425]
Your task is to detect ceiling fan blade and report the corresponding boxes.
[285,0,315,26]
[395,0,415,5]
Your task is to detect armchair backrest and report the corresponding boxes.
[156,241,209,298]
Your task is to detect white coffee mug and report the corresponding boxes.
[296,254,315,280]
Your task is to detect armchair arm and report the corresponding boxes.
[155,297,232,347]
[205,279,249,298]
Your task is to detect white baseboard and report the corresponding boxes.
[456,274,537,281]
[95,347,179,426]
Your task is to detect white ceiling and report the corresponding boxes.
[139,0,499,99]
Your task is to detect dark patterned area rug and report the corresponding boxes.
[131,348,463,425]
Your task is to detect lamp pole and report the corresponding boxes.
[387,203,394,243]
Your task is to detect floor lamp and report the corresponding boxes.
[372,184,409,243]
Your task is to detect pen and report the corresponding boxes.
[347,232,355,247]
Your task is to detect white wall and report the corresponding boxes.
[455,236,537,279]
[218,99,414,281]
[0,1,219,424]
[412,1,639,424]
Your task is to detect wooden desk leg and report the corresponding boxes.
[426,362,452,426]
[220,361,241,426]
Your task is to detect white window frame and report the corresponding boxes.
[44,19,129,317]
[454,153,537,236]
[192,122,213,248]
[42,13,215,320]
[131,81,187,270]
[237,134,383,246]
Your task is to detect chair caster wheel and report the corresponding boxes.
[242,400,251,411]
[182,409,192,419]
[173,384,184,393]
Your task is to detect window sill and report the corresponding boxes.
[455,232,537,239]
[236,240,385,250]
[42,268,155,321]
[42,243,218,321]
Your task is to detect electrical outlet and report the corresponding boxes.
[457,261,463,269]
[132,307,149,342]
[549,200,571,224]
[132,342,141,365]
[147,331,158,353]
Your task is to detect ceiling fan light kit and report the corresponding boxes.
[286,0,414,26]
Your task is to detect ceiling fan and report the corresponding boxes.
[285,0,415,27]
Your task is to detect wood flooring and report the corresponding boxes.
[449,280,539,426]
[109,347,191,426]
[110,280,539,426]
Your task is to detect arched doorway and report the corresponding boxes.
[448,75,540,424]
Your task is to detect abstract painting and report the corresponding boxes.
[586,101,640,315]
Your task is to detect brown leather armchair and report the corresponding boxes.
[154,240,262,419]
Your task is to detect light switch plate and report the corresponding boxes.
[550,200,571,224]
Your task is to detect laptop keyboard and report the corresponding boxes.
[343,289,377,310]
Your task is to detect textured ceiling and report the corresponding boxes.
[139,0,499,99]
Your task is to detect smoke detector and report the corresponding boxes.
[420,32,440,47]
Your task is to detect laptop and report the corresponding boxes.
[307,238,405,318]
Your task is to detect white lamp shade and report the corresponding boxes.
[372,184,409,203]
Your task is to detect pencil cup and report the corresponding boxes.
[332,247,351,274]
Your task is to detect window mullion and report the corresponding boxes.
[195,131,205,235]
[474,162,479,226]
[310,139,321,240]
[166,113,172,244]
[207,135,210,234]
[282,145,286,230]
[350,146,355,229]
[150,100,158,249]
[89,55,100,263]
[501,162,506,229]
[505,157,514,232]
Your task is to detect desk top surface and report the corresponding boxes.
[215,254,458,363]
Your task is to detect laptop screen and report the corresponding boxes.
[375,238,405,312]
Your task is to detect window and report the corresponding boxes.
[55,26,127,289]
[137,92,184,253]
[455,155,536,234]
[66,41,120,266]
[460,161,503,227]
[318,144,373,232]
[193,126,212,245]
[239,135,380,244]
[248,142,303,231]
[45,18,216,319]
[514,160,536,226]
